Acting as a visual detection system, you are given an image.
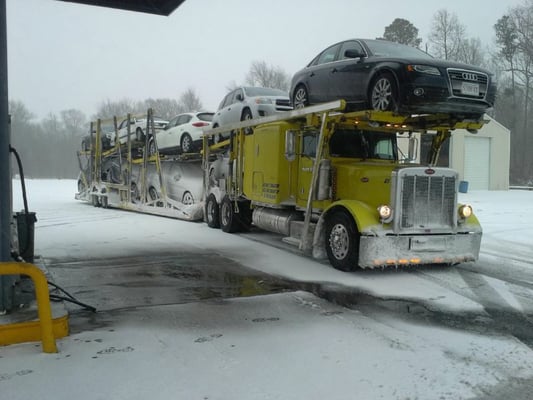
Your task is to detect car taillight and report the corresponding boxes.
[192,122,209,127]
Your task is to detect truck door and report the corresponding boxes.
[296,133,318,204]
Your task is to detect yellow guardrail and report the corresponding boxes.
[0,262,58,353]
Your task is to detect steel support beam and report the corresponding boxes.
[0,0,13,312]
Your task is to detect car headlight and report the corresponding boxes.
[377,205,393,223]
[458,204,473,219]
[255,97,273,104]
[408,65,441,76]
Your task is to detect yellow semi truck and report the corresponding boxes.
[202,100,486,271]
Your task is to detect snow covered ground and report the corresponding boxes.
[2,179,533,400]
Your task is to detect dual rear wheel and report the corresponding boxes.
[205,194,251,232]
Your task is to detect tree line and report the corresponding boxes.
[9,5,533,184]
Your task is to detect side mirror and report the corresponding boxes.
[236,93,244,102]
[285,130,296,162]
[344,49,364,59]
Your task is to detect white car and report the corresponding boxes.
[211,87,292,132]
[111,116,168,146]
[149,112,214,155]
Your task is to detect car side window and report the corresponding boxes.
[177,115,191,125]
[234,88,244,102]
[339,41,365,59]
[166,116,178,129]
[222,91,235,108]
[313,43,341,66]
[118,119,128,130]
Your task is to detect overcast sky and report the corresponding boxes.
[6,0,522,120]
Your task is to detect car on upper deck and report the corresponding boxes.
[211,86,292,130]
[290,39,496,119]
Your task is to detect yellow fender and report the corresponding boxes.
[323,200,380,232]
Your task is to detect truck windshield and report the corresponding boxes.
[329,129,396,160]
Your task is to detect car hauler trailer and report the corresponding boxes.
[201,100,487,271]
[76,109,204,221]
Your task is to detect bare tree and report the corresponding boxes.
[382,18,422,47]
[60,109,86,137]
[456,37,486,66]
[428,9,466,60]
[94,98,140,119]
[143,98,181,120]
[244,60,290,91]
[179,88,203,112]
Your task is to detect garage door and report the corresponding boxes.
[464,136,490,190]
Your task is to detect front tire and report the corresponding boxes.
[325,209,360,271]
[369,72,398,111]
[293,85,309,109]
[205,194,220,228]
[241,109,253,120]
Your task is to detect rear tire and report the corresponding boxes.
[325,209,360,271]
[241,109,253,121]
[181,133,193,153]
[205,194,220,228]
[182,191,194,205]
[136,127,144,142]
[220,196,241,233]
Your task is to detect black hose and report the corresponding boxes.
[48,280,97,312]
[9,145,31,259]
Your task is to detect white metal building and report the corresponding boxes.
[449,116,511,191]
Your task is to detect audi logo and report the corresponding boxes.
[462,72,478,81]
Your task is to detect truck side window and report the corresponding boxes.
[329,129,365,158]
[302,134,318,158]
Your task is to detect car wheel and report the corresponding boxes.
[136,127,144,142]
[369,72,398,112]
[181,133,193,153]
[182,191,194,205]
[293,85,309,109]
[130,182,140,203]
[241,109,253,121]
[205,193,220,228]
[148,138,157,156]
[81,139,90,152]
[220,196,241,233]
[77,179,84,193]
[325,209,360,271]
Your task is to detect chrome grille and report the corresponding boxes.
[400,174,456,231]
[447,68,489,100]
[275,99,293,111]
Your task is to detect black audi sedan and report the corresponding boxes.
[290,39,496,119]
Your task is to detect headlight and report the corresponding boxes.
[255,97,273,104]
[458,204,472,219]
[408,65,441,76]
[377,205,393,223]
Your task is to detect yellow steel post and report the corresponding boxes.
[0,262,58,353]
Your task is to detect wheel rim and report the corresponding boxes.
[182,192,194,205]
[329,223,350,260]
[182,135,191,152]
[371,77,393,111]
[149,141,156,155]
[294,87,307,109]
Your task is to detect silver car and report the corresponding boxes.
[211,86,292,130]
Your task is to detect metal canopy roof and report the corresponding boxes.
[57,0,186,16]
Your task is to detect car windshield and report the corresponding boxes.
[197,112,214,122]
[244,87,288,97]
[364,40,433,59]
